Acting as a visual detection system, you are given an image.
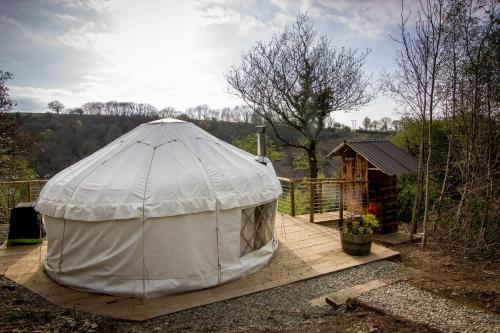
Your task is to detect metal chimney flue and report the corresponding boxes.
[255,125,270,165]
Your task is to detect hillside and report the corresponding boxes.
[13,113,391,178]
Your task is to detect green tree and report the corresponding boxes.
[105,124,123,143]
[233,134,283,162]
[0,70,16,113]
[0,69,36,182]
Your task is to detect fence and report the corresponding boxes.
[277,177,366,223]
[0,180,47,223]
[0,177,366,225]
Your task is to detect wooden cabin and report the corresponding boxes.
[328,139,418,234]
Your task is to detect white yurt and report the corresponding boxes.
[35,119,282,298]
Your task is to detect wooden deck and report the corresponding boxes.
[0,214,398,321]
[294,211,361,224]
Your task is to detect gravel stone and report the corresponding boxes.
[359,281,500,333]
[134,260,404,331]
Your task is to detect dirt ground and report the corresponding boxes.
[0,222,498,332]
[391,241,500,315]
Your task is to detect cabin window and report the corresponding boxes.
[240,200,277,257]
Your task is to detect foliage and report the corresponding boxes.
[81,101,158,117]
[0,70,37,221]
[232,134,283,161]
[0,70,16,113]
[292,148,327,174]
[0,113,34,172]
[342,214,379,235]
[389,0,499,254]
[277,189,310,216]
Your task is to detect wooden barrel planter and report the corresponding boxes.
[340,231,373,256]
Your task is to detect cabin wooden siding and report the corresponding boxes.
[341,149,368,214]
[340,147,398,233]
[368,170,398,233]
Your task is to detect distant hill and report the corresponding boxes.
[13,113,391,178]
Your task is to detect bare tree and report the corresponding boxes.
[380,117,392,131]
[82,102,104,115]
[186,104,211,120]
[220,107,232,122]
[362,117,371,130]
[233,105,253,123]
[389,0,445,245]
[48,100,65,115]
[450,0,499,249]
[391,119,401,131]
[226,14,374,178]
[160,107,179,118]
[325,115,335,128]
[207,109,220,121]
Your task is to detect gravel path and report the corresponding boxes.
[1,259,408,332]
[359,281,500,333]
[132,260,405,331]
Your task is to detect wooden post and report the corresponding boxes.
[309,181,314,223]
[339,182,344,228]
[290,180,296,217]
[28,182,32,202]
[318,182,323,213]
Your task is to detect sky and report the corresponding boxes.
[0,0,413,126]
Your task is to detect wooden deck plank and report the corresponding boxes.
[1,214,398,321]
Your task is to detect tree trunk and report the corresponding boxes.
[307,141,319,215]
[422,114,432,248]
[307,141,319,179]
[437,42,457,223]
[436,130,452,221]
[410,121,425,239]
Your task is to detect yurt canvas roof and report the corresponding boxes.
[36,119,282,221]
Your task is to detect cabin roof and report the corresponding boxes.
[328,139,418,176]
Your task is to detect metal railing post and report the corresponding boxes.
[290,180,296,217]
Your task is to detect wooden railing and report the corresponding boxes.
[0,180,48,223]
[277,177,366,223]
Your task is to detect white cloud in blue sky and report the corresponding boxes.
[0,0,414,125]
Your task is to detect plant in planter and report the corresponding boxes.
[340,213,379,256]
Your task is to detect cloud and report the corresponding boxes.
[0,0,112,89]
[196,0,297,33]
[196,0,405,40]
[0,0,404,116]
[8,85,84,112]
